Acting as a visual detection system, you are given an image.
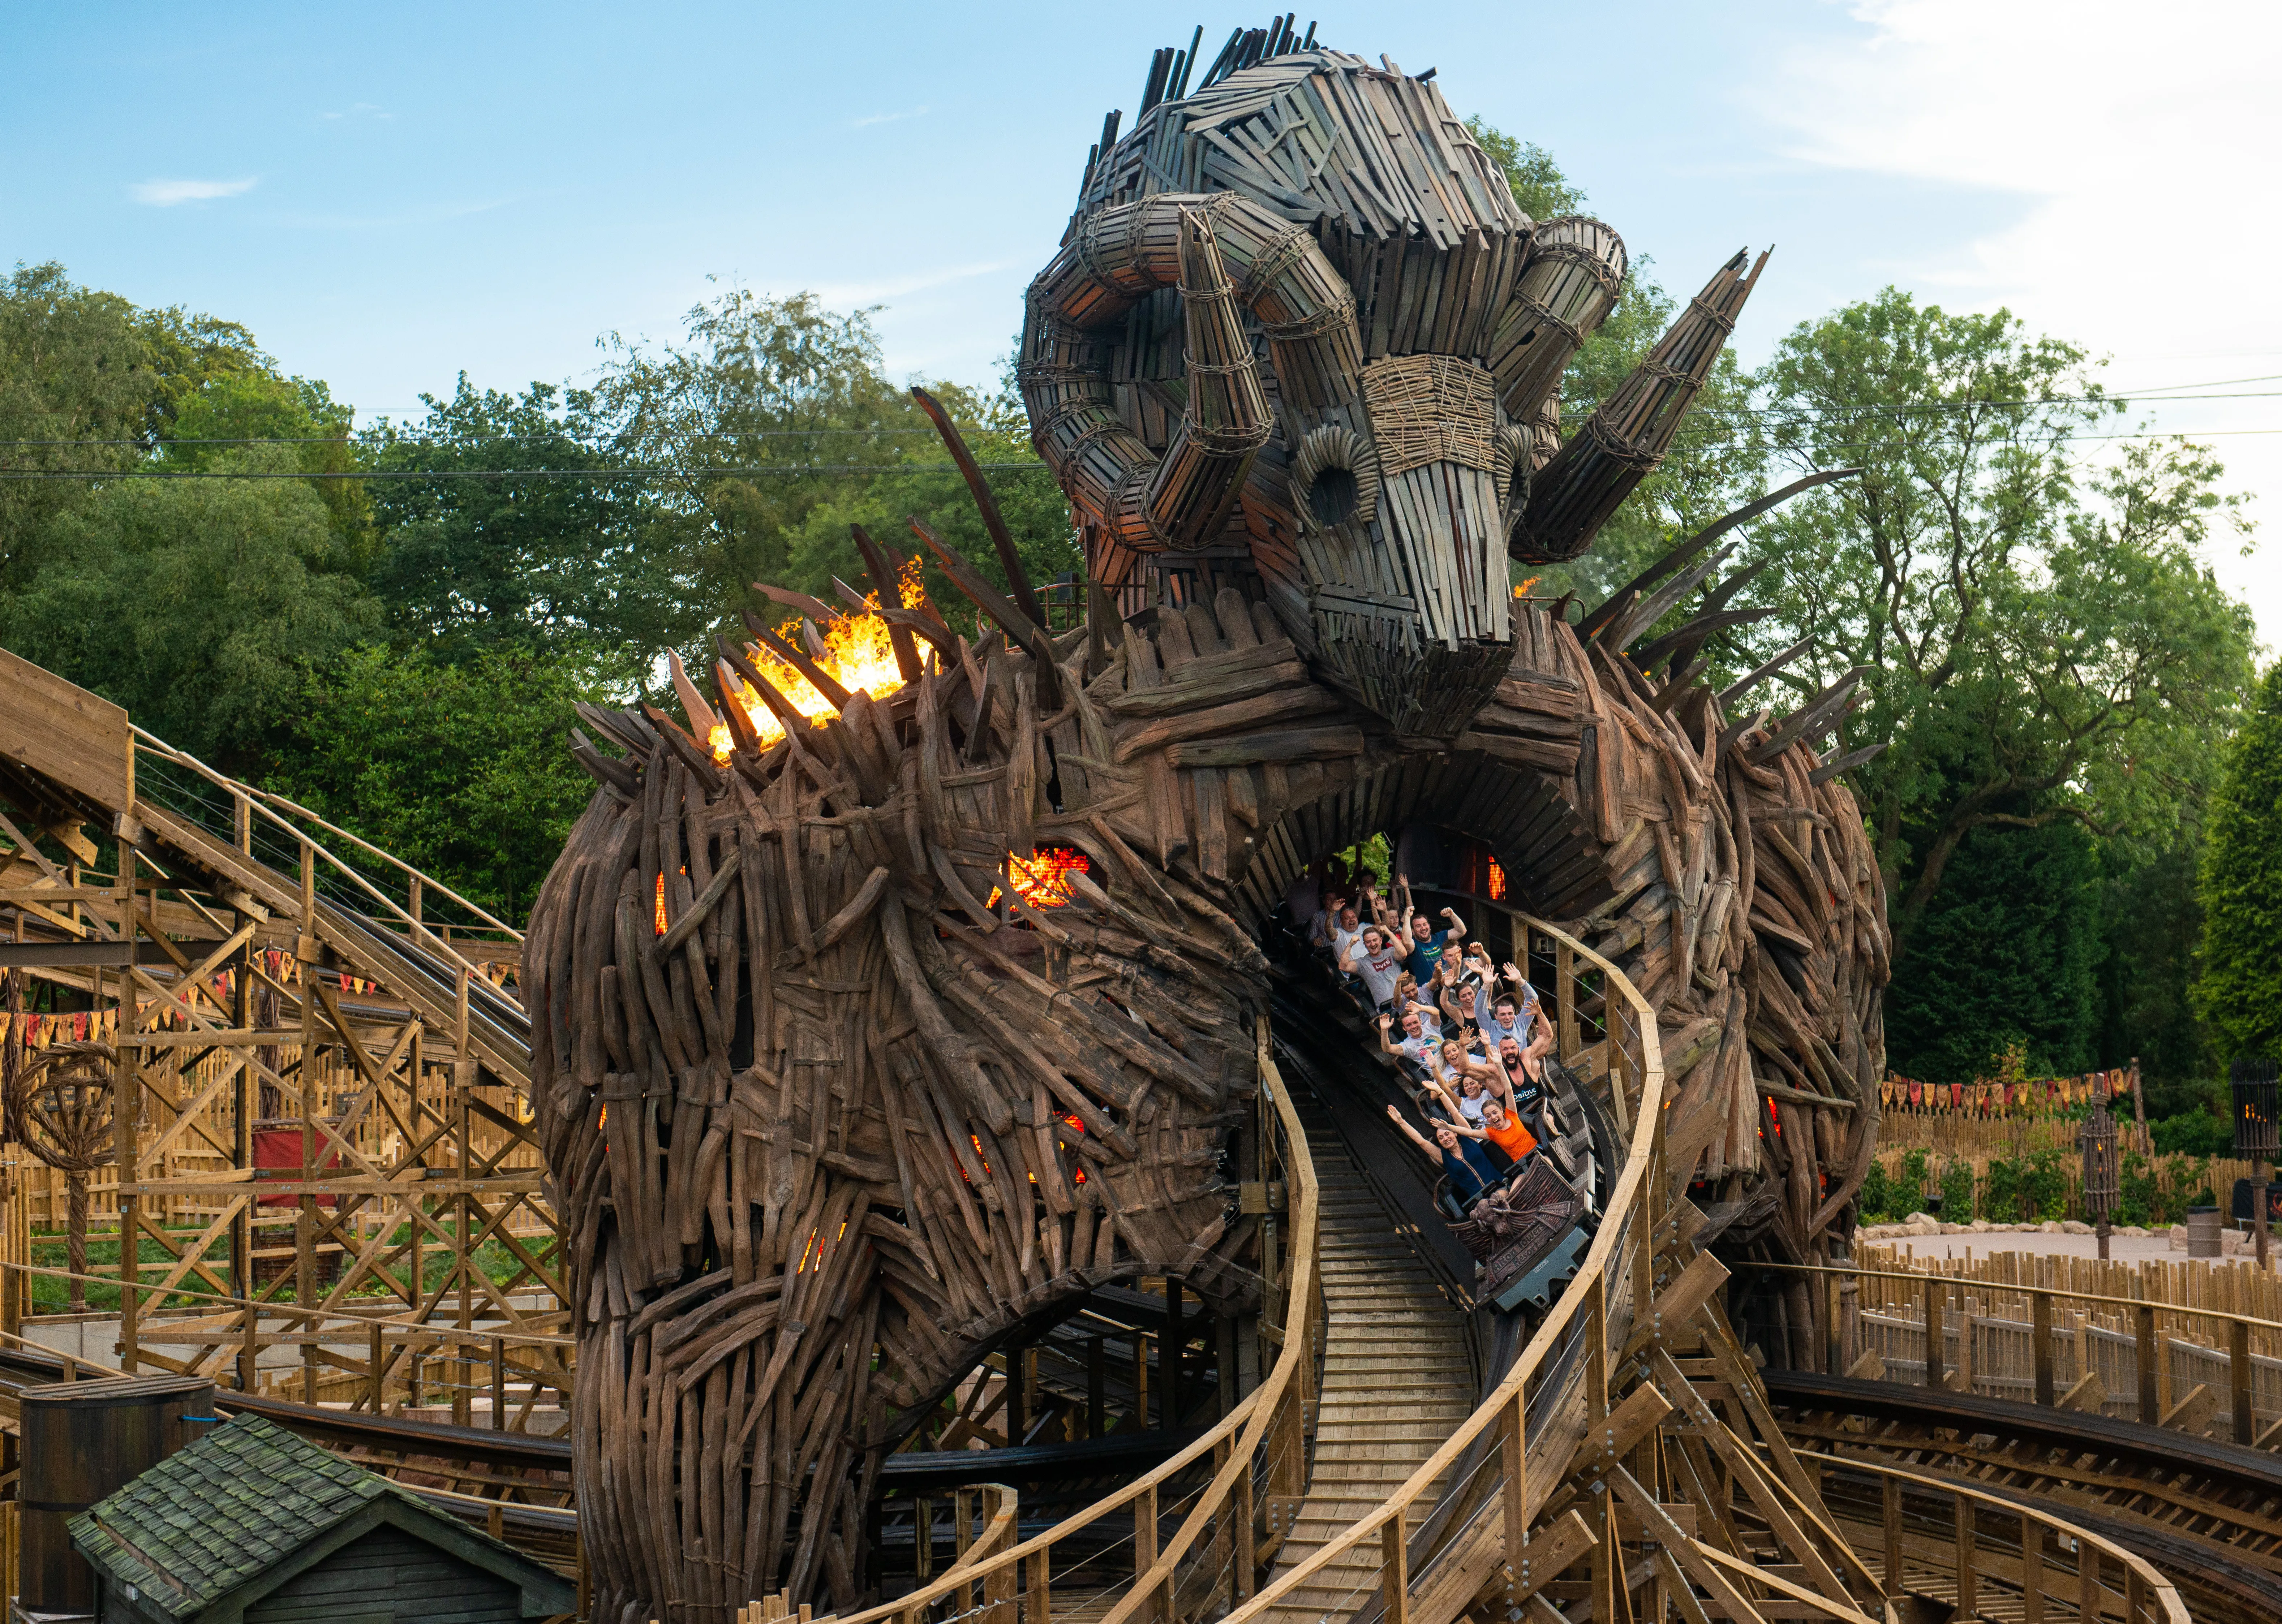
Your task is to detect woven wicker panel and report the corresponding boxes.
[1360,353,1496,478]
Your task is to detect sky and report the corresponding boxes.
[9,0,2282,642]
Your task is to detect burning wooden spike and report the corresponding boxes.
[710,660,766,757]
[751,580,839,624]
[738,609,855,712]
[849,524,924,683]
[800,619,830,664]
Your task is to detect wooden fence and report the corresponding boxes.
[1864,1146,2250,1227]
[1845,1244,2282,1435]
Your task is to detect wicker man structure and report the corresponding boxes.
[525,37,1888,1624]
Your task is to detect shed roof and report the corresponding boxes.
[68,1412,573,1620]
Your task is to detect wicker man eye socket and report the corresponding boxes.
[1291,424,1382,536]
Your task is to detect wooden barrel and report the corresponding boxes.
[19,1371,214,1615]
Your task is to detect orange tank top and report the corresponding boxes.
[1483,1115,1537,1161]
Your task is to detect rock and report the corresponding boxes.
[1939,1222,1965,1235]
[2060,1220,2092,1235]
[2041,1221,2063,1234]
[1969,1219,1992,1232]
[2169,1225,2188,1250]
[1904,1211,1937,1230]
[2120,1225,2148,1238]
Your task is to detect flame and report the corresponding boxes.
[709,723,733,765]
[1487,857,1507,902]
[721,555,931,749]
[986,846,1091,910]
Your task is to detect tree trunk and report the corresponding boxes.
[66,1172,89,1315]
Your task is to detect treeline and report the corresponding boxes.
[0,266,1078,922]
[1,116,2273,1103]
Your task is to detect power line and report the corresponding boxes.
[0,462,1060,481]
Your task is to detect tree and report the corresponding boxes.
[0,263,155,586]
[1742,290,2257,958]
[362,379,676,682]
[593,285,1078,660]
[262,644,604,925]
[2196,662,2282,1061]
[2,445,379,764]
[1886,816,2100,1085]
[1462,124,1764,606]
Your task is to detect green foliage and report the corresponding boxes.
[1984,1149,2070,1223]
[1745,292,2258,964]
[2151,1107,2234,1157]
[1857,1156,1892,1221]
[2093,830,2210,1085]
[1,445,379,764]
[1463,125,1765,609]
[591,287,1078,661]
[2196,662,2282,1061]
[362,379,678,684]
[1887,818,2101,1086]
[1895,1148,1931,1214]
[1940,1159,1976,1218]
[261,644,603,925]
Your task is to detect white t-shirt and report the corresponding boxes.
[1332,922,1365,965]
[1394,1031,1437,1069]
[1457,1090,1488,1126]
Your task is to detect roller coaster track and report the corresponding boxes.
[1771,1369,2282,1624]
[825,898,2188,1624]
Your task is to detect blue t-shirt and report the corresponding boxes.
[1404,927,1455,982]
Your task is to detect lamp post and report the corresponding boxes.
[2079,1101,2118,1262]
[2231,1059,2278,1270]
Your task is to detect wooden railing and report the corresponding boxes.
[1807,1450,2189,1624]
[814,1018,1322,1624]
[1215,904,1664,1624]
[1761,1256,2282,1444]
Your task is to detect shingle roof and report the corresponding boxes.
[67,1413,533,1618]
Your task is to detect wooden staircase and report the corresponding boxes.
[1264,1114,1474,1624]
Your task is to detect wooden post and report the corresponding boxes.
[455,965,474,1429]
[2079,1544,2101,1624]
[114,854,141,1375]
[1882,1476,1902,1599]
[369,1322,384,1412]
[492,1333,507,1430]
[1133,1333,1149,1432]
[1501,1386,1529,1574]
[1025,1545,1048,1624]
[2124,1563,2147,1624]
[2135,1303,2159,1425]
[2032,1290,2055,1407]
[914,1496,933,1581]
[1924,1278,1944,1392]
[1134,1481,1157,1621]
[2130,1056,2149,1156]
[1087,1335,1105,1439]
[1954,1497,1977,1619]
[234,941,257,1395]
[1233,1437,1256,1602]
[1161,1278,1182,1429]
[1381,1508,1407,1624]
[1556,940,1578,1062]
[298,839,319,1405]
[2231,1318,2254,1445]
[2021,1514,2044,1624]
[1824,1267,1842,1376]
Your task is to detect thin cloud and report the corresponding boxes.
[852,104,928,129]
[813,260,1012,305]
[130,177,257,206]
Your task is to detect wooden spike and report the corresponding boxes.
[1718,637,1814,709]
[1579,470,1860,642]
[1809,741,1887,786]
[850,523,925,684]
[740,608,855,710]
[752,581,839,624]
[908,387,1050,634]
[908,516,1062,713]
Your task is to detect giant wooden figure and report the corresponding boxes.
[526,39,1888,1624]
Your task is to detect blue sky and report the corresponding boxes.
[10,1,2281,633]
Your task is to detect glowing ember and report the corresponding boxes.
[1488,857,1507,901]
[986,846,1091,909]
[720,555,931,751]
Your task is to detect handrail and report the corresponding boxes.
[1217,904,1663,1624]
[1755,1257,2282,1337]
[1801,1448,2190,1624]
[819,1016,1322,1624]
[130,727,522,968]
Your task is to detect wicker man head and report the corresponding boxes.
[1021,43,1759,737]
